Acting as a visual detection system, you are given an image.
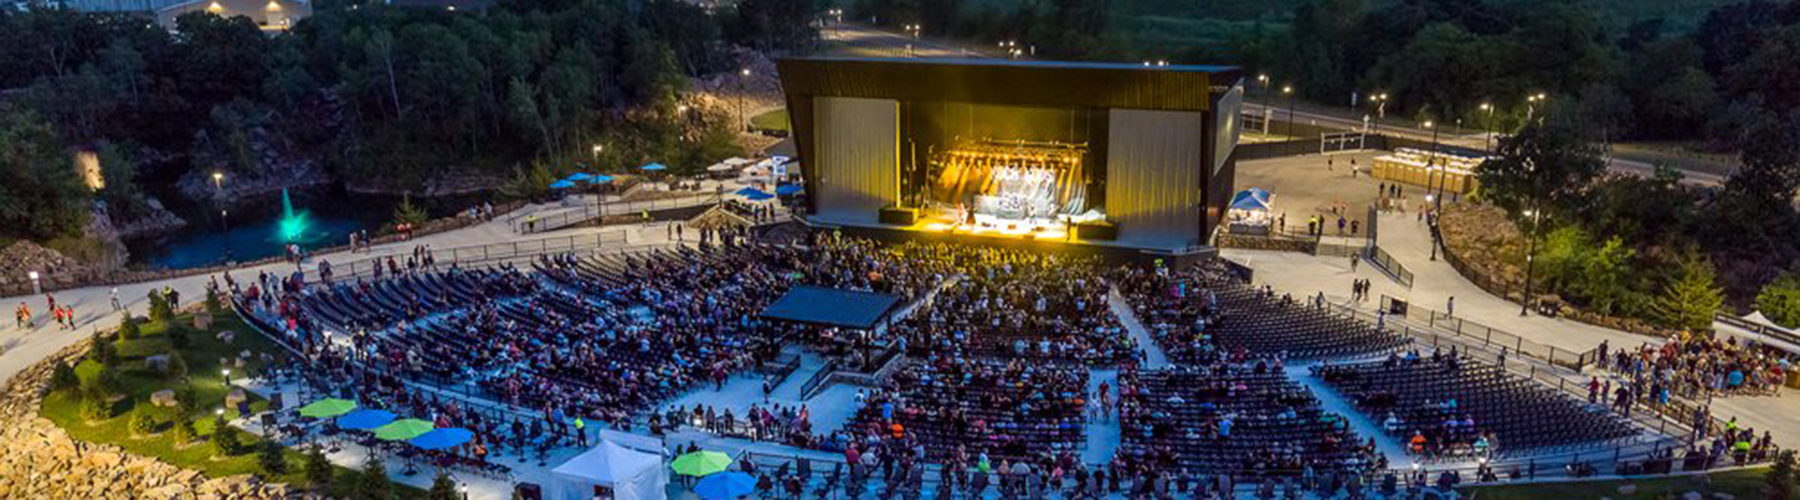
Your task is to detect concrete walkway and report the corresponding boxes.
[1107,286,1170,369]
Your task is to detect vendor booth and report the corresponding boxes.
[1227,188,1274,235]
[550,436,669,500]
[1371,148,1486,194]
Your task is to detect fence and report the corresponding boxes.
[1715,313,1800,352]
[797,360,839,401]
[521,193,723,234]
[1365,245,1414,288]
[1375,294,1596,371]
[0,201,527,298]
[320,231,630,283]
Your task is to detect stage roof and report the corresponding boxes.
[777,56,1242,112]
[760,285,901,330]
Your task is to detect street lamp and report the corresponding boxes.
[1520,158,1544,316]
[737,68,751,132]
[1526,93,1547,123]
[1282,85,1296,138]
[1479,102,1494,151]
[28,271,40,295]
[1424,120,1444,261]
[222,367,232,386]
[1370,93,1389,135]
[212,171,231,264]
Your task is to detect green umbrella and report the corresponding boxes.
[671,450,733,477]
[372,419,435,441]
[297,398,357,418]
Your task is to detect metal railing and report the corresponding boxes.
[520,193,723,234]
[318,231,630,283]
[797,360,839,401]
[1715,312,1800,352]
[1365,245,1415,288]
[1375,294,1595,370]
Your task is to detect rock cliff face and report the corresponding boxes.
[0,337,294,500]
[0,240,98,293]
[108,197,190,240]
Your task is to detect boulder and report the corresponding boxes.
[149,389,178,408]
[1617,484,1638,495]
[144,355,169,372]
[223,389,247,409]
[215,330,235,344]
[193,310,211,330]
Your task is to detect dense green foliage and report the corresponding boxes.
[1759,274,1800,328]
[0,0,811,242]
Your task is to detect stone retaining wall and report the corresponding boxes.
[0,333,295,499]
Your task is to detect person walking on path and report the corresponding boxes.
[14,302,30,329]
[110,287,122,312]
[1446,296,1455,317]
[1350,254,1360,273]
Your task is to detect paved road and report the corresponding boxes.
[1242,101,1727,186]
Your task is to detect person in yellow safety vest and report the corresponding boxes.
[574,417,589,446]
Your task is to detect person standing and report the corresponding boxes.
[1350,254,1360,273]
[110,287,122,311]
[1447,296,1456,317]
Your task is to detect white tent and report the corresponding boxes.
[550,437,668,500]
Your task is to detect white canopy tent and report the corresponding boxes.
[550,435,668,500]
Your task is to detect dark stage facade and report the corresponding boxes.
[776,57,1244,255]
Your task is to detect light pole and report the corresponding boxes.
[28,271,40,295]
[1425,120,1444,261]
[222,367,231,386]
[1525,93,1547,124]
[1479,102,1494,152]
[737,68,750,132]
[212,171,231,264]
[1257,74,1271,134]
[1282,85,1295,138]
[1370,93,1389,136]
[1521,206,1543,316]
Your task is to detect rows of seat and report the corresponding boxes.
[1116,364,1377,477]
[1316,355,1639,459]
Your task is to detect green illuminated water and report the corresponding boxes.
[278,188,312,242]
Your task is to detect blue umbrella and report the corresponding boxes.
[733,187,768,196]
[337,409,397,430]
[694,471,756,500]
[744,192,775,201]
[566,173,594,182]
[550,180,578,189]
[774,184,803,195]
[409,427,475,450]
[586,175,615,184]
[640,163,667,171]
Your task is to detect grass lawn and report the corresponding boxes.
[1462,467,1789,500]
[38,307,422,497]
[750,108,790,132]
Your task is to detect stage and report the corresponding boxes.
[777,57,1245,257]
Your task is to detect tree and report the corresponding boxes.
[258,440,288,475]
[129,408,158,436]
[1768,450,1795,500]
[86,332,118,366]
[146,290,173,325]
[119,313,141,340]
[171,417,197,444]
[428,472,458,500]
[1758,273,1800,329]
[1476,120,1607,218]
[78,388,111,421]
[162,348,188,381]
[392,193,429,228]
[0,108,89,241]
[211,414,240,456]
[50,360,79,392]
[1652,254,1725,331]
[304,445,334,489]
[357,457,392,500]
[167,323,191,350]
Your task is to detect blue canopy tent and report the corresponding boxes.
[733,187,765,196]
[694,471,757,500]
[1230,190,1273,211]
[744,192,775,201]
[337,409,398,430]
[586,175,615,184]
[566,173,595,182]
[774,184,803,196]
[409,427,475,450]
[550,180,578,189]
[639,163,667,172]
